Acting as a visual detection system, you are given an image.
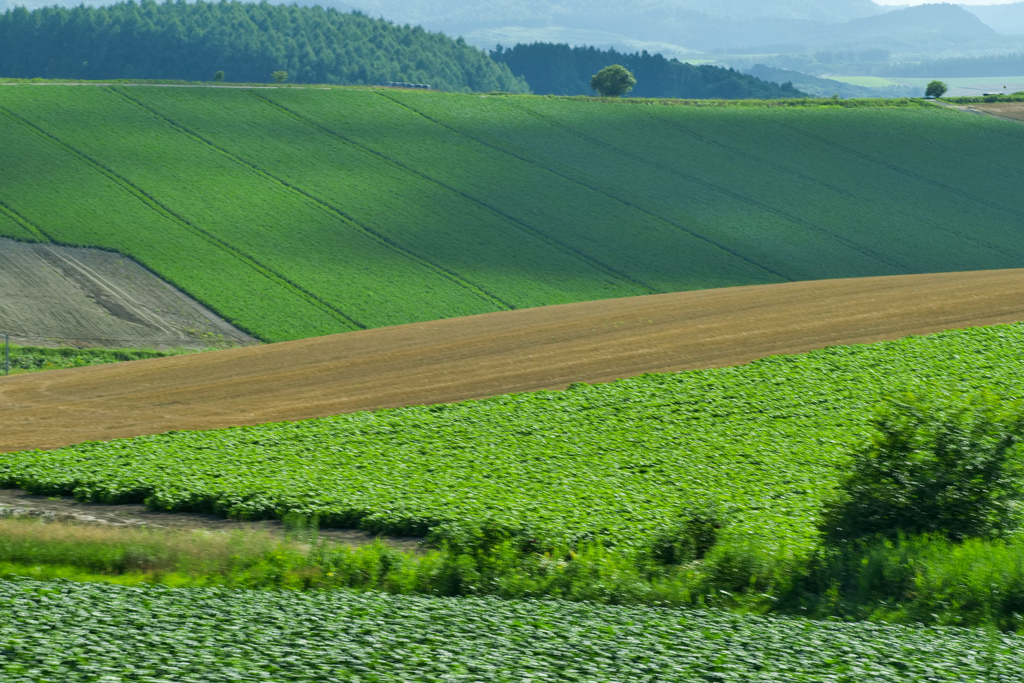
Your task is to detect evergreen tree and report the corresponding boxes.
[0,0,529,93]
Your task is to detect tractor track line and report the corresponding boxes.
[0,199,51,242]
[511,103,910,273]
[382,91,790,282]
[250,91,653,297]
[642,112,1020,261]
[116,87,512,313]
[0,103,360,333]
[782,122,1022,220]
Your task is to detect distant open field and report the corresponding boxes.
[2,85,1024,342]
[2,268,1024,453]
[898,76,1024,97]
[827,75,1024,97]
[820,75,899,88]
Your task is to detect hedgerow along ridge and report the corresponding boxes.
[1,85,1024,341]
[5,322,1024,556]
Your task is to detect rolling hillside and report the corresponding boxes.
[2,85,1024,342]
[3,268,1024,453]
[5,271,1024,552]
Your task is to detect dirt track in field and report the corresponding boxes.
[3,269,1024,452]
[953,102,1024,123]
[0,489,423,549]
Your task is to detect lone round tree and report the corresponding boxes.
[925,80,948,98]
[590,64,636,98]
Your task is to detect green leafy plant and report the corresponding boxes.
[5,344,192,375]
[1,578,1022,681]
[648,503,725,565]
[819,392,1024,543]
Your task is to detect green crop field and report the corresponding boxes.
[1,85,1023,341]
[5,323,1023,554]
[2,579,1022,682]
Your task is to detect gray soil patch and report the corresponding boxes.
[0,488,423,552]
[0,238,258,349]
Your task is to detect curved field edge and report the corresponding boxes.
[3,268,1024,452]
[0,238,259,349]
[1,84,1023,341]
[4,320,1024,555]
[2,579,1023,681]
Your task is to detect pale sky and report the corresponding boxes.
[872,1,1021,4]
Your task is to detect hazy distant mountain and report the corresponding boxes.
[4,0,1022,76]
[966,3,1024,35]
[335,0,881,27]
[324,0,1015,57]
[330,0,881,38]
[652,0,882,22]
[787,3,999,52]
[843,3,995,39]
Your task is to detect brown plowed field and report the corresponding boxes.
[3,269,1024,453]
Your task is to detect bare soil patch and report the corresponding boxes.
[0,237,257,349]
[2,269,1024,452]
[953,102,1024,123]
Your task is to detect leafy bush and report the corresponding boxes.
[589,64,636,97]
[819,392,1024,543]
[648,503,725,565]
[925,80,948,98]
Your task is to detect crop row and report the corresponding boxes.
[0,103,346,341]
[1,87,467,338]
[391,91,1024,280]
[3,86,1024,341]
[4,323,1023,552]
[0,579,1021,682]
[259,88,776,292]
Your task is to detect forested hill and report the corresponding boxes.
[0,0,529,92]
[491,44,806,99]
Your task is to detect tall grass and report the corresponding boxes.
[7,518,1024,629]
[783,533,1024,630]
[0,517,795,606]
[0,517,288,577]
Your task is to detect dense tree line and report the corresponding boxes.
[491,43,805,99]
[0,0,529,92]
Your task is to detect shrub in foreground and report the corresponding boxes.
[819,392,1024,543]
